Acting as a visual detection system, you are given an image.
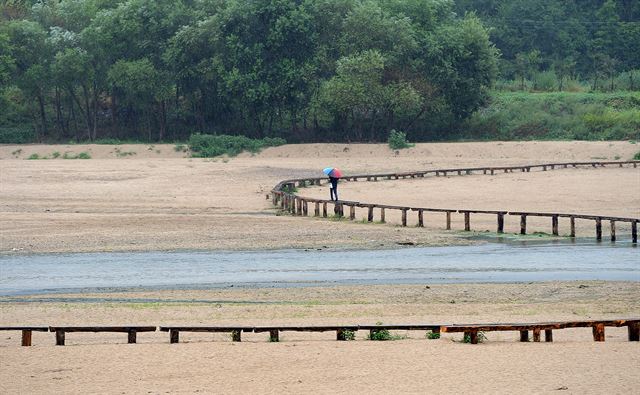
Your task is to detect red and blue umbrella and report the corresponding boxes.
[323,167,343,178]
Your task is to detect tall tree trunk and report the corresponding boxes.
[37,92,47,138]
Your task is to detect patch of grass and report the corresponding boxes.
[51,151,61,158]
[426,330,441,340]
[174,144,188,152]
[463,331,487,343]
[633,151,640,160]
[11,149,22,156]
[27,153,40,160]
[340,330,356,341]
[613,155,621,160]
[367,322,407,341]
[281,185,298,193]
[114,147,136,157]
[188,133,286,158]
[63,151,92,159]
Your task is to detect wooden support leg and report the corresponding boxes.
[368,206,374,222]
[464,212,470,231]
[349,205,356,220]
[56,330,65,346]
[520,215,527,235]
[545,329,553,342]
[314,202,320,217]
[497,213,504,234]
[401,209,407,227]
[380,208,386,223]
[533,328,541,342]
[302,200,308,216]
[128,330,137,344]
[232,330,242,342]
[592,324,605,342]
[627,323,639,341]
[446,212,451,230]
[269,330,279,342]
[610,220,616,242]
[632,221,638,244]
[490,169,494,175]
[323,202,327,218]
[552,215,559,236]
[519,330,529,342]
[21,330,32,347]
[469,330,478,344]
[570,217,576,238]
[595,218,602,241]
[417,210,424,227]
[170,329,179,344]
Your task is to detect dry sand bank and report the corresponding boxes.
[1,141,638,253]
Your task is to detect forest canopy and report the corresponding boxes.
[0,0,638,143]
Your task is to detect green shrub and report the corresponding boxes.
[463,331,487,343]
[387,129,414,150]
[426,330,441,339]
[0,126,37,143]
[368,322,406,341]
[188,134,287,158]
[77,152,91,159]
[340,330,356,341]
[633,151,640,160]
[51,151,60,158]
[27,153,40,160]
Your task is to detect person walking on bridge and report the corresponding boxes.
[323,167,343,201]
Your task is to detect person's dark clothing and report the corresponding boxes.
[329,177,339,201]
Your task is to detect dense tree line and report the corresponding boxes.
[1,0,497,142]
[457,0,640,91]
[0,0,637,144]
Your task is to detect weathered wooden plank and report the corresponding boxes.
[55,330,65,346]
[48,326,156,333]
[533,328,541,342]
[545,329,553,342]
[592,324,605,341]
[520,330,529,342]
[0,327,49,331]
[170,329,179,344]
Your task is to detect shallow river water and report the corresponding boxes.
[0,237,638,296]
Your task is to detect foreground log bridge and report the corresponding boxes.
[270,161,639,243]
[2,319,638,345]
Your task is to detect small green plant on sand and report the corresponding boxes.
[340,330,356,341]
[463,332,487,343]
[426,330,441,340]
[269,333,279,342]
[368,322,406,341]
[387,129,414,150]
[174,144,188,152]
[633,151,640,160]
[27,153,40,160]
[11,149,22,156]
[51,151,61,158]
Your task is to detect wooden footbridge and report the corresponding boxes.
[1,319,638,346]
[270,160,639,243]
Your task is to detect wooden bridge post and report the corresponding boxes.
[610,220,616,242]
[170,329,179,344]
[632,221,638,244]
[552,215,559,236]
[368,206,374,222]
[497,213,504,234]
[544,329,553,342]
[519,330,529,342]
[21,330,32,347]
[464,212,470,231]
[349,205,356,220]
[401,209,408,226]
[570,216,576,237]
[490,169,494,175]
[127,330,137,344]
[55,330,65,346]
[469,330,478,344]
[297,198,303,216]
[520,215,527,235]
[417,209,424,227]
[595,218,602,241]
[322,202,328,218]
[302,200,308,216]
[592,324,605,342]
[628,323,640,341]
[232,330,242,342]
[314,202,320,217]
[532,328,541,342]
[380,208,386,223]
[446,212,451,230]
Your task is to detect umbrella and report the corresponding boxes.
[323,167,343,178]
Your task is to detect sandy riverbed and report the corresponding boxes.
[1,141,639,393]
